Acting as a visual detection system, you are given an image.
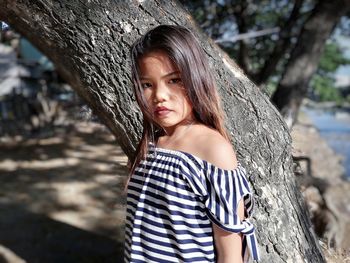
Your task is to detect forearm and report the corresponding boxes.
[217,255,243,263]
[214,199,245,263]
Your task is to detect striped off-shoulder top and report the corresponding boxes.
[124,143,260,263]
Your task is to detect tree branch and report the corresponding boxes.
[232,0,252,75]
[253,0,303,86]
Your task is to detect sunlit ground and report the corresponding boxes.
[0,122,128,262]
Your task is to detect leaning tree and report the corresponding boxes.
[0,0,325,262]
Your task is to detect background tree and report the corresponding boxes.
[181,0,314,85]
[271,0,350,128]
[182,0,350,128]
[0,0,325,262]
[310,42,350,103]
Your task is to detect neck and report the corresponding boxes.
[156,118,196,149]
[164,118,195,137]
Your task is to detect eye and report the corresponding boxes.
[169,78,183,85]
[141,82,152,89]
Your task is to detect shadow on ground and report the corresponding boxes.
[0,204,123,263]
[0,122,128,262]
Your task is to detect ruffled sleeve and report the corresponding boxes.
[203,161,260,262]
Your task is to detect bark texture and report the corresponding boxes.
[0,0,325,262]
[271,0,350,129]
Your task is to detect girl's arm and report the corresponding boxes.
[204,139,245,262]
[212,198,245,263]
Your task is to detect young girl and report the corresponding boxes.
[125,25,260,263]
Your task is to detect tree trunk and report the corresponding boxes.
[0,0,325,262]
[271,0,350,129]
[233,0,251,75]
[253,0,303,86]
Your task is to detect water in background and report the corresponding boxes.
[302,106,350,179]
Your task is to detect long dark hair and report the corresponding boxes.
[129,24,229,175]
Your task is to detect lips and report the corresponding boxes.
[154,106,171,117]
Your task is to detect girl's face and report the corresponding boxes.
[138,50,194,131]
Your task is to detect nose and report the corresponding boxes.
[153,82,169,103]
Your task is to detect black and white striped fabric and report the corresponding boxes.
[125,143,260,263]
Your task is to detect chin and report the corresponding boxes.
[157,122,175,128]
[156,120,178,128]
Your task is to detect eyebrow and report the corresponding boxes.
[140,71,180,80]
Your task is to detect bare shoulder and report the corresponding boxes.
[186,124,238,170]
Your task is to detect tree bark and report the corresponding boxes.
[0,0,325,262]
[271,0,350,129]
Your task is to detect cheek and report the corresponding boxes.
[141,90,155,115]
[143,90,153,104]
[184,97,193,113]
[181,89,192,110]
[176,91,193,113]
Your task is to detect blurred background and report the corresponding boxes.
[0,20,127,263]
[0,0,350,262]
[178,3,350,260]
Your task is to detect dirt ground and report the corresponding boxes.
[0,122,128,263]
[0,114,349,262]
[291,110,350,262]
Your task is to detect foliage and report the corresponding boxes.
[310,75,342,102]
[181,0,350,103]
[264,77,278,97]
[181,0,314,80]
[310,41,350,103]
[318,42,350,74]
